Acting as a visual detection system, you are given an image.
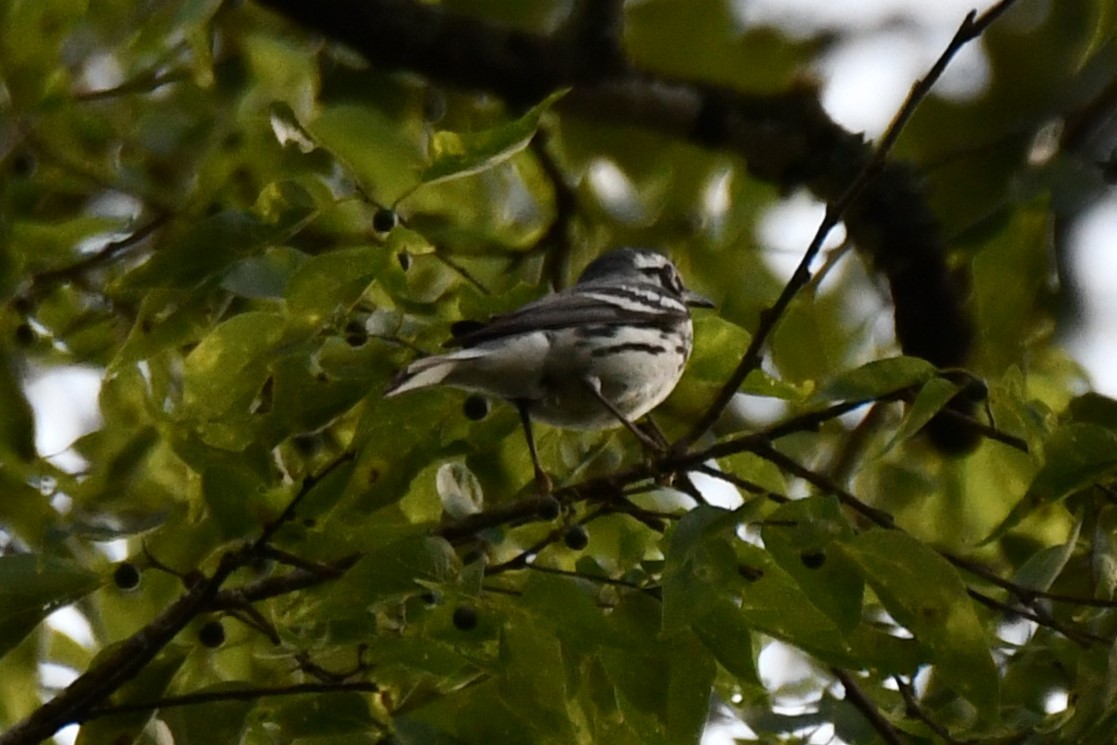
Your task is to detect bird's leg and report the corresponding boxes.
[515,400,552,495]
[637,418,670,450]
[581,378,666,454]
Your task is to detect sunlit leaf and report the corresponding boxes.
[819,356,937,402]
[420,91,566,186]
[0,555,101,660]
[837,530,999,716]
[986,423,1117,542]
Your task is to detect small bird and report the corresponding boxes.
[385,248,714,492]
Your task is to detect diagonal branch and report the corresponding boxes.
[674,0,1021,452]
[0,454,358,745]
[78,681,379,724]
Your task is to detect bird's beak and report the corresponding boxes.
[684,289,715,308]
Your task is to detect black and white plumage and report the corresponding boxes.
[385,248,713,430]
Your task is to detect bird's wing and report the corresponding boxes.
[449,287,685,348]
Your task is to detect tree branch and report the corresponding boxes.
[78,681,378,724]
[831,668,905,745]
[254,0,995,414]
[0,455,358,745]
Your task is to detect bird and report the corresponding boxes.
[385,248,714,492]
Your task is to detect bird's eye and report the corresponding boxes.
[658,265,682,293]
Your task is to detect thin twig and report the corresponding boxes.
[894,676,967,744]
[78,681,379,723]
[673,0,1022,453]
[0,453,359,745]
[831,668,904,745]
[749,443,895,528]
[26,213,171,296]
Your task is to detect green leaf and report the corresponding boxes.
[161,683,256,745]
[761,496,862,634]
[116,211,313,292]
[985,423,1117,542]
[971,203,1052,371]
[267,689,376,737]
[181,311,289,448]
[497,618,574,742]
[309,104,425,203]
[420,90,566,186]
[837,530,999,715]
[0,554,101,659]
[0,351,36,461]
[880,377,962,455]
[602,601,715,745]
[325,535,459,609]
[819,356,937,401]
[1012,513,1083,592]
[201,463,267,538]
[1076,0,1117,71]
[731,543,852,666]
[1066,392,1117,430]
[660,506,741,635]
[285,246,389,325]
[692,598,760,684]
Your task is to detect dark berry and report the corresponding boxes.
[452,605,478,631]
[563,525,589,551]
[423,90,447,123]
[462,395,489,421]
[372,208,398,235]
[290,433,322,456]
[960,378,988,403]
[14,323,36,347]
[112,562,141,590]
[800,550,826,569]
[344,324,368,347]
[537,496,561,521]
[198,619,226,648]
[10,152,36,177]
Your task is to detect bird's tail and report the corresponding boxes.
[384,349,486,397]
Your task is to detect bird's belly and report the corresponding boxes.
[531,324,691,429]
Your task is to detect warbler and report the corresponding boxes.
[385,248,713,490]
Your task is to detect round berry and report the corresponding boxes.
[960,378,989,403]
[10,152,36,177]
[423,90,447,123]
[198,619,226,648]
[462,395,489,421]
[452,605,478,631]
[563,525,589,551]
[372,207,398,235]
[112,562,141,591]
[800,550,826,569]
[537,496,561,521]
[344,321,368,347]
[290,433,323,456]
[13,323,35,347]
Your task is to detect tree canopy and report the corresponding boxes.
[2,0,1117,743]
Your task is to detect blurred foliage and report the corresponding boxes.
[2,0,1117,743]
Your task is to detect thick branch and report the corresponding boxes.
[255,0,979,393]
